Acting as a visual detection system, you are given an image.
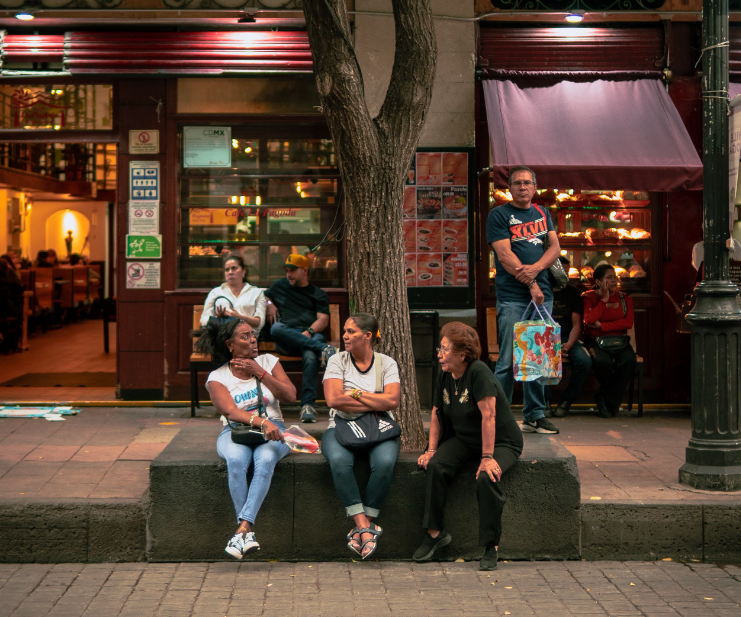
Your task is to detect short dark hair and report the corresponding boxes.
[224,254,247,282]
[593,263,615,281]
[36,250,49,261]
[440,321,481,363]
[348,312,380,346]
[508,166,537,186]
[559,256,570,266]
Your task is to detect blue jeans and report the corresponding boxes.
[270,322,327,407]
[322,428,400,518]
[216,421,291,524]
[549,341,592,404]
[495,299,553,423]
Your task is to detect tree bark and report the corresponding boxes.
[304,0,437,450]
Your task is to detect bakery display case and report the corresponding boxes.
[488,189,653,295]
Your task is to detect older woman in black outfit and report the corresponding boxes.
[414,322,523,571]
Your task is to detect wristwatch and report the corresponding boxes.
[481,454,494,459]
[307,327,315,336]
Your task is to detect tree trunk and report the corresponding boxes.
[304,0,437,450]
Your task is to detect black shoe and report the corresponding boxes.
[595,393,611,418]
[543,405,553,418]
[413,531,452,562]
[553,400,571,418]
[479,544,498,571]
[521,418,560,434]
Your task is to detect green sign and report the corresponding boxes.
[126,235,162,259]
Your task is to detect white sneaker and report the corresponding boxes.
[225,531,260,559]
[242,531,260,556]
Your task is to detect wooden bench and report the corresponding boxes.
[189,303,342,417]
[485,306,644,417]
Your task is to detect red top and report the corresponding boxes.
[582,290,634,338]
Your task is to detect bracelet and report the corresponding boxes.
[259,370,267,380]
[481,454,494,459]
[427,449,436,453]
[248,414,258,427]
[350,389,363,401]
[528,280,536,288]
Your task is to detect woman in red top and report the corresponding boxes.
[582,264,637,418]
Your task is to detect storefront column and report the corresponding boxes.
[680,0,741,490]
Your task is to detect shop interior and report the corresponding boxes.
[0,84,117,399]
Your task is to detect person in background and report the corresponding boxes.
[201,254,266,338]
[415,322,523,571]
[546,256,592,418]
[34,250,53,268]
[196,319,296,560]
[47,248,59,267]
[265,254,337,423]
[486,165,561,435]
[583,264,636,418]
[322,313,401,560]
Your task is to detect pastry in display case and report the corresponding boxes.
[487,187,653,294]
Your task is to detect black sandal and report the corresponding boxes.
[357,523,383,560]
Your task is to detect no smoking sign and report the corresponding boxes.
[129,130,159,154]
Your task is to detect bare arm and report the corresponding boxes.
[491,238,523,277]
[418,407,441,469]
[515,231,561,285]
[306,312,329,335]
[563,312,582,350]
[259,361,296,405]
[476,395,503,482]
[325,378,400,412]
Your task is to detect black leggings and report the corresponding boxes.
[422,436,520,547]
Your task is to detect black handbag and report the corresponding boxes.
[226,376,269,446]
[207,296,237,329]
[533,204,568,291]
[333,352,402,450]
[593,293,631,353]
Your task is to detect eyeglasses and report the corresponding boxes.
[436,345,452,354]
[233,331,256,342]
[510,180,535,187]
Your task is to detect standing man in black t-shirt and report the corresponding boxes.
[548,256,592,417]
[265,254,337,423]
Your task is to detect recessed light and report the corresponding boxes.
[15,11,35,21]
[565,11,584,22]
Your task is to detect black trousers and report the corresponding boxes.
[588,343,637,411]
[422,436,520,547]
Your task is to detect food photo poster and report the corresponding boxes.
[404,151,469,287]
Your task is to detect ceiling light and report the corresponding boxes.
[15,11,35,21]
[565,11,584,22]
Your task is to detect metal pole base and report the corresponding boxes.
[682,280,741,491]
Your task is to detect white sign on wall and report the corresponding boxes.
[126,261,161,289]
[183,126,231,168]
[128,203,159,235]
[129,130,159,154]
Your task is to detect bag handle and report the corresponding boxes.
[520,300,558,327]
[213,295,235,309]
[225,376,267,432]
[373,352,383,393]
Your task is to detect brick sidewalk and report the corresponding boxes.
[1,561,740,617]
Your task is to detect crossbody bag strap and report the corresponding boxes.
[532,204,550,249]
[374,352,383,393]
[618,291,627,317]
[225,375,266,430]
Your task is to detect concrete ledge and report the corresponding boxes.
[0,499,146,563]
[147,425,581,561]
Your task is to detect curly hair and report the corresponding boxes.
[440,321,481,363]
[192,319,244,366]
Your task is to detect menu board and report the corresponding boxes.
[404,151,469,287]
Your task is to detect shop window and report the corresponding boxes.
[178,127,343,289]
[0,84,113,130]
[488,188,653,296]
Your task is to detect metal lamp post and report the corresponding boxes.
[679,0,741,490]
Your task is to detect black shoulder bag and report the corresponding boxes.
[226,377,269,446]
[532,204,568,291]
[594,292,631,353]
[333,353,402,450]
[208,295,237,329]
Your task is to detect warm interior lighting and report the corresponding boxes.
[15,11,34,21]
[244,147,252,153]
[565,12,584,23]
[560,250,568,256]
[231,195,238,204]
[604,251,612,257]
[256,196,261,205]
[239,195,246,206]
[232,139,239,148]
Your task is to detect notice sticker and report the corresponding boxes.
[126,235,162,259]
[129,130,159,154]
[128,202,159,235]
[126,261,161,289]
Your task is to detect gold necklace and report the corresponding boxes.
[453,376,462,395]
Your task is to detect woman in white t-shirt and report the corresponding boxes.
[323,313,401,560]
[201,254,266,337]
[196,319,296,560]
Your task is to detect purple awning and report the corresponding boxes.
[483,78,703,191]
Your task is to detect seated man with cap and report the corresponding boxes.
[265,254,337,423]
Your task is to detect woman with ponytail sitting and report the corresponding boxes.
[195,319,296,559]
[322,313,401,560]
